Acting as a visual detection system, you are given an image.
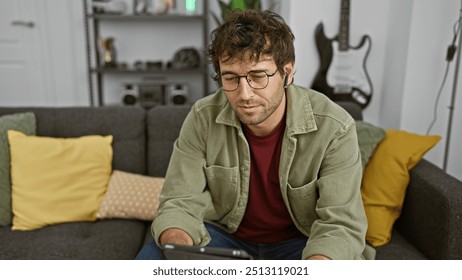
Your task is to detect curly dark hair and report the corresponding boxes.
[207,9,295,80]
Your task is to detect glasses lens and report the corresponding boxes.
[221,74,239,91]
[247,71,269,89]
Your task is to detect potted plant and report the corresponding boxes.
[211,0,276,26]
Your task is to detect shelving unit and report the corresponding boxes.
[83,0,209,107]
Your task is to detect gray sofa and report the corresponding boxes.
[0,103,461,259]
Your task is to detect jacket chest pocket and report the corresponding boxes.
[204,165,239,216]
[287,179,319,228]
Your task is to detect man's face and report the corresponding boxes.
[219,55,291,129]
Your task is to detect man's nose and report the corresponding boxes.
[237,77,253,100]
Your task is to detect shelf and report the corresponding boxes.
[83,0,209,107]
[88,13,204,21]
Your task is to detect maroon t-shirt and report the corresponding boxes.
[233,120,303,243]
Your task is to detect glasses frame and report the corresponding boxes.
[219,69,279,92]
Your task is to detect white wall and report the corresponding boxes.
[400,0,462,179]
[46,0,88,106]
[287,0,461,180]
[35,0,88,106]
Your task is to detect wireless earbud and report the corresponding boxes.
[283,75,289,88]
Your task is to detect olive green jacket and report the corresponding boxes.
[153,84,374,260]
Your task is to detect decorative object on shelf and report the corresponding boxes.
[136,0,176,15]
[311,0,373,109]
[168,47,201,70]
[92,0,127,14]
[157,0,174,14]
[146,61,164,70]
[100,37,118,67]
[134,0,151,14]
[133,60,164,70]
[133,60,145,70]
[184,0,199,14]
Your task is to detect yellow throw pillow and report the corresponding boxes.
[97,170,164,221]
[8,130,113,231]
[361,129,440,247]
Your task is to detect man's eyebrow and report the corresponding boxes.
[220,69,269,75]
[220,70,238,75]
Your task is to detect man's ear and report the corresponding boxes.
[283,63,295,86]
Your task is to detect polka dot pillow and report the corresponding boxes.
[97,170,164,221]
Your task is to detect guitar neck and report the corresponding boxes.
[338,0,350,51]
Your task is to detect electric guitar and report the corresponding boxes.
[311,0,373,108]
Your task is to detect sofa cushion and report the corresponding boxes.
[361,129,441,247]
[374,229,427,260]
[8,130,113,231]
[355,120,386,170]
[97,170,164,221]
[0,112,36,226]
[0,219,148,259]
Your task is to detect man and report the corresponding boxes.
[137,9,373,260]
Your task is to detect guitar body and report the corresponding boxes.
[312,22,373,108]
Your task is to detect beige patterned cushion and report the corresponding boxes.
[97,170,164,221]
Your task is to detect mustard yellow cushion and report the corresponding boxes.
[96,170,164,221]
[361,129,440,247]
[8,130,113,231]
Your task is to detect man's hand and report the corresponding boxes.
[160,228,193,246]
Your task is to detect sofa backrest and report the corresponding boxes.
[336,101,363,121]
[0,107,147,174]
[146,105,191,177]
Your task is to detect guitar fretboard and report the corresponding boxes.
[339,0,350,51]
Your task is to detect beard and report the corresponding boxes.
[231,88,285,126]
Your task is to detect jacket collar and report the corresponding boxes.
[285,84,318,135]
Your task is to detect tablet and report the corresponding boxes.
[161,244,253,260]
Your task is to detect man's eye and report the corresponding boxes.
[249,72,266,80]
[223,76,238,82]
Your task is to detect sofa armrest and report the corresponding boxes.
[395,159,462,259]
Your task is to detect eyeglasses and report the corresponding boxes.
[219,69,278,92]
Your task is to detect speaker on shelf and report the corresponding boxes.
[121,82,189,108]
[165,83,190,105]
[121,84,138,106]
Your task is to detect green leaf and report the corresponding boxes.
[230,0,247,10]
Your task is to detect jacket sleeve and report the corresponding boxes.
[152,105,212,246]
[302,120,370,260]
